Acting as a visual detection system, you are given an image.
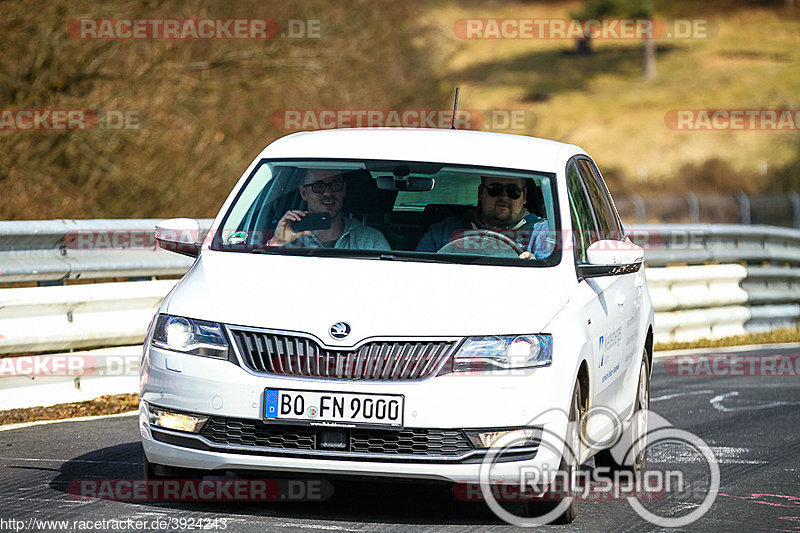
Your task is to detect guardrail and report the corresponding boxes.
[1,220,799,353]
[628,224,800,342]
[0,219,211,283]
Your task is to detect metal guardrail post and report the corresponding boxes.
[737,191,751,225]
[790,191,800,229]
[685,192,699,223]
[631,193,646,223]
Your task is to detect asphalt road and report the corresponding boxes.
[1,344,799,532]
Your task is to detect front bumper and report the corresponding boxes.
[140,344,574,484]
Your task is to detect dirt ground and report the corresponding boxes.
[0,394,139,426]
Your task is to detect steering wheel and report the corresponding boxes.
[437,230,525,257]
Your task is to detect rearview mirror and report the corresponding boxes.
[376,175,435,191]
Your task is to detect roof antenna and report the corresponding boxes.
[450,87,460,130]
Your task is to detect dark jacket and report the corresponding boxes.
[415,208,554,259]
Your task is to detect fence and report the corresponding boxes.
[616,192,800,227]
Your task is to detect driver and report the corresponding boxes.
[415,176,553,259]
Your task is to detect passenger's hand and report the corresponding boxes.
[518,251,533,260]
[269,210,311,246]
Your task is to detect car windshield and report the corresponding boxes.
[211,159,561,266]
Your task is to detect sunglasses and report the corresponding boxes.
[483,183,523,200]
[303,180,344,194]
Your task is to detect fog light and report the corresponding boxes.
[465,428,541,449]
[149,406,208,433]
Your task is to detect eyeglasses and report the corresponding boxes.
[483,183,523,200]
[303,180,344,194]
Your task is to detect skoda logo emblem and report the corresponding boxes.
[329,322,351,339]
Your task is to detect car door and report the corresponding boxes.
[575,158,641,420]
[566,158,639,440]
[566,161,615,425]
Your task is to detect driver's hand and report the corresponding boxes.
[269,210,311,246]
[518,251,533,260]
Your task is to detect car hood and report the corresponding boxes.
[163,251,571,348]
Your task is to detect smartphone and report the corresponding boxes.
[291,212,331,232]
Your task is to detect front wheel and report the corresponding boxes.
[522,380,582,524]
[594,352,650,481]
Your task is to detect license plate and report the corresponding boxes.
[263,388,404,429]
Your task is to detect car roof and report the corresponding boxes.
[259,128,587,174]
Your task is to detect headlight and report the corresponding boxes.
[151,314,229,358]
[448,334,552,373]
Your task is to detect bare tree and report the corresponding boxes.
[572,0,656,79]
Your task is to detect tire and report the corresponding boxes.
[142,454,202,481]
[522,380,582,524]
[594,352,650,483]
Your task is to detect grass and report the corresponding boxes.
[0,393,138,426]
[0,0,450,220]
[1,0,799,217]
[655,326,800,352]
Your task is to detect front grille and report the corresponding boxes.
[229,328,454,380]
[200,417,473,458]
[202,417,315,450]
[350,428,472,456]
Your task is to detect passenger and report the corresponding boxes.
[416,177,553,259]
[268,169,390,249]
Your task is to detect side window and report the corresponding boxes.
[587,159,624,239]
[567,162,598,263]
[577,159,623,240]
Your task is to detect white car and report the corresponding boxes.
[142,128,654,524]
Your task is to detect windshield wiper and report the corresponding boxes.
[245,248,496,264]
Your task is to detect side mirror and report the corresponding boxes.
[577,239,644,279]
[155,218,202,258]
